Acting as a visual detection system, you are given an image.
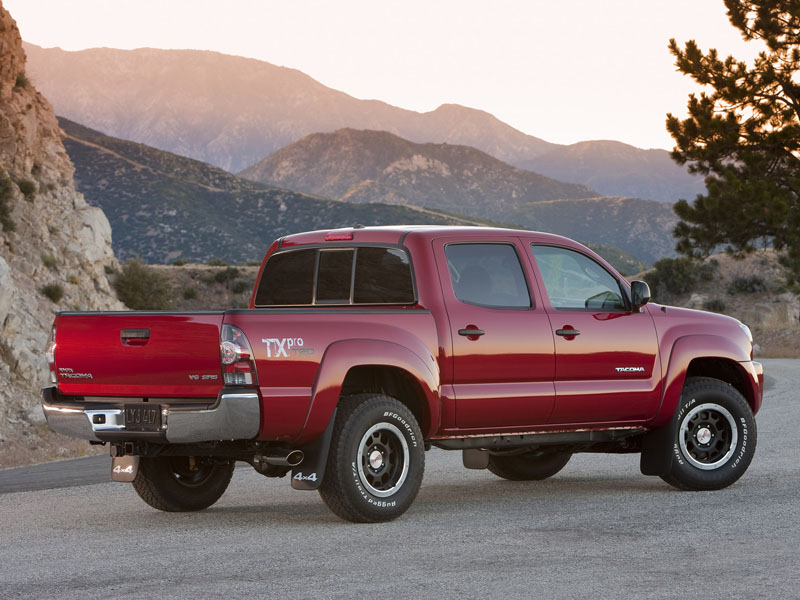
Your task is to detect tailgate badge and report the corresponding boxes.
[58,367,94,379]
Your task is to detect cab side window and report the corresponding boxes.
[531,245,626,311]
[445,243,531,308]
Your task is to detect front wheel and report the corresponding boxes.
[319,394,425,523]
[133,456,235,511]
[661,377,756,491]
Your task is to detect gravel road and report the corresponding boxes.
[1,359,798,599]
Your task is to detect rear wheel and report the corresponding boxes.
[132,456,235,511]
[661,377,756,491]
[488,449,571,481]
[319,394,425,523]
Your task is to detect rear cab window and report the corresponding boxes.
[254,246,415,307]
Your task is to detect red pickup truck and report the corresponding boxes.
[42,226,763,522]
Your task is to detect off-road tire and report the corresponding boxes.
[661,377,756,491]
[488,449,571,481]
[132,456,235,512]
[319,394,425,523]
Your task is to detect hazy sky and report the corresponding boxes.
[5,0,763,150]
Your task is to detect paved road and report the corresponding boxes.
[0,359,797,599]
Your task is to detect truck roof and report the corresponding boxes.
[278,225,585,250]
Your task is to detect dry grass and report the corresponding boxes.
[753,325,800,358]
[0,423,104,470]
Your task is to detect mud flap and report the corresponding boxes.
[291,409,336,490]
[463,449,489,469]
[111,455,139,482]
[640,417,677,476]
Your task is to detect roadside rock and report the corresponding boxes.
[0,2,124,463]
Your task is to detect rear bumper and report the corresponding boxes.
[41,387,260,443]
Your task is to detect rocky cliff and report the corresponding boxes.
[0,3,122,466]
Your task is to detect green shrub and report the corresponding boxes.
[172,259,187,266]
[727,275,767,295]
[643,257,716,299]
[41,253,57,270]
[231,280,248,294]
[702,298,726,313]
[113,258,173,310]
[41,283,64,303]
[67,274,79,285]
[14,71,28,89]
[183,287,197,300]
[16,179,36,202]
[207,258,227,267]
[214,266,240,284]
[0,172,15,232]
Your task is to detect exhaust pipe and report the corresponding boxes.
[263,449,304,467]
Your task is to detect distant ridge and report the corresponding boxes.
[26,43,703,201]
[240,128,678,264]
[58,118,515,264]
[241,128,597,220]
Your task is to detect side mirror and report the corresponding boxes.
[630,280,651,311]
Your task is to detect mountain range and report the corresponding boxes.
[241,128,678,264]
[61,118,672,266]
[24,43,705,203]
[241,128,597,218]
[59,118,506,264]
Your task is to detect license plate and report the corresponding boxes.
[124,403,162,432]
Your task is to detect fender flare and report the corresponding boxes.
[641,334,751,476]
[293,338,440,446]
[654,334,751,426]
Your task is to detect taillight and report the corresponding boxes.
[220,324,258,386]
[46,325,57,384]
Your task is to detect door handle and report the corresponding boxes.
[458,328,485,337]
[121,329,150,346]
[555,328,580,337]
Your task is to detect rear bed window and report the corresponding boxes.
[255,246,415,306]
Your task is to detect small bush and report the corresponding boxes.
[171,259,187,266]
[41,253,57,270]
[231,280,248,294]
[207,258,227,267]
[16,179,36,202]
[67,274,79,285]
[727,275,767,295]
[14,71,28,89]
[643,257,718,300]
[0,172,15,232]
[113,258,173,310]
[183,287,197,300]
[199,273,216,285]
[702,298,726,313]
[41,283,64,303]
[214,266,240,284]
[104,264,118,276]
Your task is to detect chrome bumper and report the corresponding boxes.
[41,387,261,443]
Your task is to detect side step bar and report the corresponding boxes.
[431,427,647,450]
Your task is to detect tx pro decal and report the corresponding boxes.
[262,337,314,358]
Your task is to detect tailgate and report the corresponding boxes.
[53,312,225,398]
